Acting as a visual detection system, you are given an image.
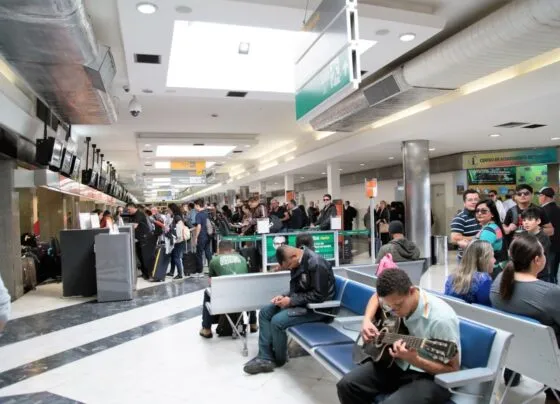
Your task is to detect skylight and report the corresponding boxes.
[156,145,236,158]
[167,21,301,93]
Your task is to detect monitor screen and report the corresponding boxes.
[71,156,81,179]
[60,149,73,175]
[49,139,64,169]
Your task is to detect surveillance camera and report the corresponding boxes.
[129,96,142,117]
[123,85,130,93]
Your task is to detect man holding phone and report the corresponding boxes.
[243,245,335,375]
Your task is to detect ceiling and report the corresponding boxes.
[72,0,537,201]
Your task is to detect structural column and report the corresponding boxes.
[402,140,431,261]
[227,189,237,206]
[258,181,266,199]
[327,161,341,199]
[239,186,250,201]
[284,174,294,202]
[0,160,23,299]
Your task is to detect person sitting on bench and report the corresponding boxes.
[200,240,257,338]
[337,268,460,404]
[243,245,335,375]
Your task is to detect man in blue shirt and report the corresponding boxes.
[450,189,481,262]
[193,199,213,278]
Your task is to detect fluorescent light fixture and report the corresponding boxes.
[360,163,365,166]
[551,137,560,141]
[399,33,416,42]
[244,144,251,148]
[489,133,501,138]
[238,42,250,55]
[388,156,395,160]
[429,148,436,151]
[259,161,279,172]
[321,172,326,175]
[338,168,343,171]
[300,176,305,179]
[156,145,235,157]
[154,161,171,169]
[137,2,157,14]
[167,21,299,93]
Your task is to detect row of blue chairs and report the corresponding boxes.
[286,276,513,404]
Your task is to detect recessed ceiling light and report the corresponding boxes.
[388,156,395,160]
[274,182,278,185]
[300,176,305,179]
[360,163,365,166]
[145,144,151,147]
[399,33,416,42]
[244,144,251,148]
[238,42,250,55]
[338,168,343,171]
[551,137,560,141]
[429,147,436,151]
[137,2,157,14]
[175,5,193,14]
[156,145,236,157]
[321,172,326,175]
[489,133,501,138]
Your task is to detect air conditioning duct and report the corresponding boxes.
[311,0,560,133]
[0,0,117,124]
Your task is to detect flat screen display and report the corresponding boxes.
[467,168,517,185]
[60,149,73,175]
[71,156,81,179]
[50,139,64,169]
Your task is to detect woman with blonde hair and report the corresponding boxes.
[444,240,495,305]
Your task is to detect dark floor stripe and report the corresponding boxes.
[0,391,83,403]
[0,305,202,390]
[0,279,207,348]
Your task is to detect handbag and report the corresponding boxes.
[379,221,389,233]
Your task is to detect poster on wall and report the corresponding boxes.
[264,232,336,265]
[517,165,548,192]
[467,167,517,185]
[463,148,557,169]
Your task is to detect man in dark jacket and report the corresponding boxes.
[243,245,335,375]
[538,187,560,283]
[127,203,154,280]
[314,194,338,230]
[375,221,420,263]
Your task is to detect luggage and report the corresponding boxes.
[152,246,170,281]
[216,312,245,337]
[22,255,37,292]
[239,247,261,273]
[182,251,197,275]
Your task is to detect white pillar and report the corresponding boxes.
[258,181,266,198]
[327,161,341,198]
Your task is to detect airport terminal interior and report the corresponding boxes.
[1,0,560,403]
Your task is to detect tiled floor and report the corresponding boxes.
[0,256,549,403]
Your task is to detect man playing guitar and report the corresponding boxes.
[337,268,461,404]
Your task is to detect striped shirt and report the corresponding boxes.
[450,208,481,260]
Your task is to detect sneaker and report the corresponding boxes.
[250,324,258,333]
[173,275,183,280]
[166,272,174,277]
[199,328,213,339]
[243,357,275,375]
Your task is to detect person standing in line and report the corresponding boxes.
[344,201,358,230]
[450,189,481,262]
[126,203,153,280]
[537,187,560,284]
[193,199,213,278]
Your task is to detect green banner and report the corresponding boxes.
[339,229,370,236]
[265,232,336,265]
[221,235,262,242]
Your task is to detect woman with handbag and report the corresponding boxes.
[376,201,391,245]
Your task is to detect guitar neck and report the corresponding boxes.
[380,333,424,350]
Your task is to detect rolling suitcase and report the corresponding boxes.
[239,247,261,273]
[183,250,197,276]
[152,246,170,281]
[22,255,37,292]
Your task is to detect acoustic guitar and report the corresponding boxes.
[352,308,458,367]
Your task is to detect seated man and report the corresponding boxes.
[200,240,257,338]
[0,273,10,333]
[243,245,335,375]
[337,268,460,404]
[375,220,420,263]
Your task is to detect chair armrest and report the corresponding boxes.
[307,300,341,310]
[435,367,495,389]
[334,315,364,324]
[205,287,211,297]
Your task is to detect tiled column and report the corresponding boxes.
[0,160,23,299]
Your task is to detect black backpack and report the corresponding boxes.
[269,215,283,233]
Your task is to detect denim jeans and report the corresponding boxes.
[171,241,185,276]
[257,303,326,365]
[202,290,257,329]
[196,237,213,273]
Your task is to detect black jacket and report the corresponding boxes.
[317,204,338,230]
[543,202,560,253]
[288,248,335,307]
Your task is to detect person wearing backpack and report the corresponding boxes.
[167,204,191,280]
[193,199,213,278]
